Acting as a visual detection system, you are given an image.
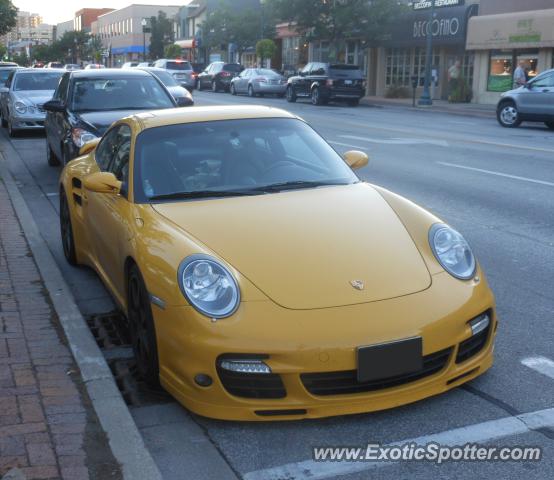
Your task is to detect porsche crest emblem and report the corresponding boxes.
[350,280,365,291]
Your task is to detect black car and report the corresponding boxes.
[286,63,365,106]
[44,69,177,166]
[197,62,242,92]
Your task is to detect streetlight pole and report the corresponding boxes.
[141,18,148,61]
[418,0,435,106]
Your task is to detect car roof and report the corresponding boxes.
[69,68,153,78]
[15,68,65,73]
[132,105,297,129]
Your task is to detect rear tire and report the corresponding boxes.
[230,83,237,95]
[286,86,296,103]
[497,101,521,128]
[545,121,554,130]
[47,141,60,166]
[197,80,203,91]
[248,85,255,97]
[60,190,77,265]
[212,81,218,93]
[127,265,160,388]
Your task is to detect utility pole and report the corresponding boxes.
[418,0,435,106]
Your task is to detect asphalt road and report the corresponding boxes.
[1,91,553,480]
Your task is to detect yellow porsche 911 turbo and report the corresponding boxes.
[59,105,496,421]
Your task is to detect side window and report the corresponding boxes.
[532,73,554,88]
[213,64,222,73]
[5,71,15,89]
[301,63,312,75]
[311,63,326,75]
[95,127,120,171]
[108,125,132,185]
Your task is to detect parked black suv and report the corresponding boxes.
[286,63,365,106]
[197,62,243,92]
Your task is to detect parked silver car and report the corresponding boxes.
[0,68,63,137]
[151,59,195,90]
[230,68,287,97]
[496,68,554,129]
[136,67,194,106]
[0,64,20,87]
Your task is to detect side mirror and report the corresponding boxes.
[176,96,193,107]
[43,100,65,112]
[79,138,100,156]
[343,150,369,170]
[83,172,122,195]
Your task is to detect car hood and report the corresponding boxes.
[14,90,54,105]
[153,183,432,310]
[77,110,148,136]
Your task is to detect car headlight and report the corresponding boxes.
[177,255,240,318]
[71,128,98,148]
[14,101,27,114]
[429,224,476,280]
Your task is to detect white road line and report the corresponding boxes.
[45,192,59,197]
[243,407,554,480]
[328,141,369,151]
[522,357,554,380]
[437,162,554,187]
[340,134,449,147]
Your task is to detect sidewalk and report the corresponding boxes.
[0,179,121,480]
[361,96,496,118]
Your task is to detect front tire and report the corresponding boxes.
[230,83,237,95]
[212,81,218,93]
[197,79,203,91]
[248,85,255,97]
[60,190,77,265]
[47,141,60,166]
[0,108,7,128]
[497,101,521,128]
[7,117,17,137]
[286,85,296,103]
[348,99,360,107]
[127,265,160,388]
[311,87,323,106]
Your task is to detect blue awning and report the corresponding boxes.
[111,45,149,55]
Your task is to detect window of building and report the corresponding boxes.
[413,47,440,87]
[487,49,539,92]
[385,48,412,87]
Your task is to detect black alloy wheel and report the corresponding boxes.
[127,265,160,387]
[59,190,77,265]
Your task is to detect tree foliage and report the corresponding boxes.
[164,44,182,59]
[256,39,277,64]
[149,11,174,60]
[272,0,405,45]
[0,0,17,37]
[26,31,101,64]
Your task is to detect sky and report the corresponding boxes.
[12,0,185,25]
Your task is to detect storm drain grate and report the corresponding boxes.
[86,311,172,407]
[86,311,131,349]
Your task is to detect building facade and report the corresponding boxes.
[467,0,554,104]
[55,20,74,41]
[74,8,114,33]
[1,12,47,47]
[367,0,479,100]
[95,4,180,66]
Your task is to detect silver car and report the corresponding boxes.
[230,68,287,97]
[497,68,554,129]
[152,59,195,90]
[0,68,63,137]
[136,67,194,106]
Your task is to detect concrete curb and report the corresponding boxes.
[0,152,163,480]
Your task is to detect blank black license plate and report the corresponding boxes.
[357,337,422,383]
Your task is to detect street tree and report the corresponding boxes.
[0,0,17,37]
[256,39,277,66]
[272,0,405,45]
[164,44,182,59]
[149,11,174,60]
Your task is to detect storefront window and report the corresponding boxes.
[385,48,411,87]
[488,50,540,92]
[413,48,440,87]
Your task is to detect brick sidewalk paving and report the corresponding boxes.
[0,178,121,480]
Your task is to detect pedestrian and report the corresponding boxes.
[448,59,461,97]
[513,61,527,88]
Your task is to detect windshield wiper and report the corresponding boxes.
[149,189,265,201]
[251,180,351,193]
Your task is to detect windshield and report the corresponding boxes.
[329,65,363,79]
[134,118,358,203]
[0,69,16,85]
[255,69,280,77]
[150,70,178,87]
[166,61,191,71]
[70,77,174,112]
[13,72,63,91]
[224,64,242,72]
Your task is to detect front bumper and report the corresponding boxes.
[10,111,46,129]
[154,271,496,421]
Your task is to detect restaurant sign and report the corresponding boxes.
[413,0,465,10]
